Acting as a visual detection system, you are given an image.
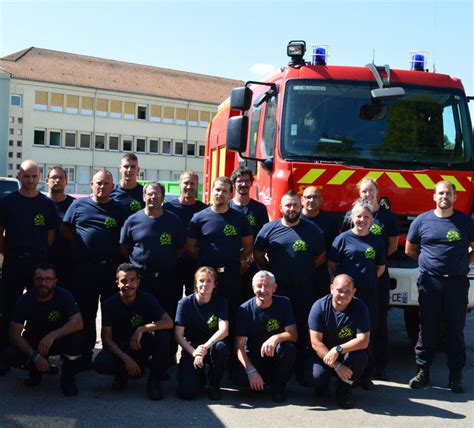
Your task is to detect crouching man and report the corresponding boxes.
[233,270,297,403]
[0,263,84,396]
[92,263,173,400]
[305,274,370,409]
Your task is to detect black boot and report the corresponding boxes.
[24,370,42,387]
[271,383,287,403]
[147,376,163,401]
[336,382,354,409]
[60,357,79,396]
[449,370,464,393]
[409,365,430,389]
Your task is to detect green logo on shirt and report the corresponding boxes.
[207,314,218,329]
[34,214,46,227]
[48,310,62,322]
[130,313,144,328]
[247,214,256,227]
[364,247,376,259]
[223,224,238,237]
[129,200,141,212]
[160,232,172,245]
[446,230,461,242]
[370,223,383,236]
[266,318,280,333]
[104,217,118,229]
[338,326,354,340]
[292,240,308,252]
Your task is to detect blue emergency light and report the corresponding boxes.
[312,46,327,65]
[410,51,427,71]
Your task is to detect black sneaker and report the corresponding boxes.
[60,377,78,396]
[409,366,430,389]
[48,364,60,375]
[449,371,464,394]
[373,368,389,381]
[24,371,42,387]
[147,377,163,401]
[360,377,375,391]
[336,383,354,409]
[271,385,287,403]
[314,384,330,399]
[208,385,222,400]
[112,374,128,391]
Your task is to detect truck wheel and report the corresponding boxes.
[403,307,419,347]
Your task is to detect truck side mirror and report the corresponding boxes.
[230,87,253,111]
[226,116,249,152]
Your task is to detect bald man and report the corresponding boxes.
[0,160,59,350]
[62,169,128,360]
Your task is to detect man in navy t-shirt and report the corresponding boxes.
[62,169,127,358]
[300,186,339,299]
[306,274,370,409]
[0,160,58,350]
[163,171,207,296]
[234,270,297,403]
[110,153,144,217]
[406,180,474,393]
[230,166,269,301]
[92,263,173,400]
[187,176,253,311]
[0,264,84,396]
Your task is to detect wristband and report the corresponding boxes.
[32,352,41,363]
[335,362,342,372]
[246,368,257,375]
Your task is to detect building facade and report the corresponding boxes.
[0,48,241,193]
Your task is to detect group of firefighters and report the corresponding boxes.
[0,153,472,409]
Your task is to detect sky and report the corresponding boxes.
[0,0,473,111]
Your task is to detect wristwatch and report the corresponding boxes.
[335,345,343,354]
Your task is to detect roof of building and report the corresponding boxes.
[0,47,242,105]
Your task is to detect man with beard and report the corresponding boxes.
[229,167,269,301]
[406,181,474,393]
[46,166,75,291]
[110,153,144,217]
[163,171,207,296]
[62,169,127,362]
[0,160,58,350]
[187,176,253,321]
[254,190,326,381]
[0,264,84,396]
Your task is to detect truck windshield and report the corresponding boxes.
[281,80,472,169]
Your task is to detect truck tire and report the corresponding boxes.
[403,307,419,347]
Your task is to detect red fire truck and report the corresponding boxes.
[204,40,473,341]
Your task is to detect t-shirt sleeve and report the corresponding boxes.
[47,200,60,230]
[174,298,186,326]
[254,225,269,252]
[62,289,80,318]
[308,300,324,332]
[148,295,166,320]
[281,298,296,327]
[119,218,131,245]
[187,213,201,239]
[101,301,113,327]
[328,235,343,263]
[10,296,30,325]
[240,213,252,237]
[356,301,371,334]
[375,238,386,266]
[234,305,248,337]
[407,215,421,244]
[62,200,77,225]
[218,297,229,322]
[312,225,326,257]
[175,217,186,249]
[387,211,400,237]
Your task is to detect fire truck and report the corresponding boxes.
[203,40,473,341]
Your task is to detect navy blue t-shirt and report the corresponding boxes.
[120,209,185,271]
[407,210,474,276]
[11,286,80,342]
[229,199,269,239]
[175,294,228,347]
[301,211,339,253]
[49,195,75,265]
[63,196,128,262]
[329,230,386,289]
[308,294,370,349]
[110,183,144,216]
[235,295,296,354]
[0,191,58,253]
[188,207,252,267]
[102,290,166,346]
[163,198,207,236]
[254,218,325,283]
[342,206,399,254]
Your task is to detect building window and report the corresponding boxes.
[16,153,21,159]
[122,137,133,152]
[49,131,61,147]
[9,117,14,123]
[149,139,159,153]
[64,166,75,183]
[138,171,146,180]
[11,95,22,107]
[137,105,147,120]
[174,141,184,156]
[95,134,105,150]
[34,130,45,146]
[18,117,23,124]
[150,105,161,122]
[80,133,91,149]
[35,91,48,110]
[9,128,14,135]
[17,141,22,147]
[163,107,174,124]
[124,102,135,120]
[198,143,205,157]
[159,170,171,181]
[136,138,146,153]
[162,140,171,155]
[66,95,79,114]
[17,129,22,136]
[9,140,13,146]
[81,97,93,116]
[78,166,90,184]
[96,98,108,117]
[171,171,182,181]
[187,141,196,156]
[109,135,119,151]
[110,100,122,119]
[188,109,199,127]
[50,93,64,112]
[8,152,13,158]
[176,108,186,125]
[8,164,13,170]
[199,111,211,127]
[65,132,76,148]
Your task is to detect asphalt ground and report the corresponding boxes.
[0,309,473,427]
